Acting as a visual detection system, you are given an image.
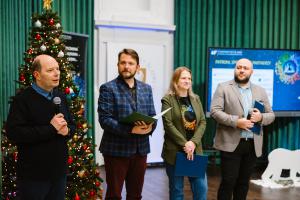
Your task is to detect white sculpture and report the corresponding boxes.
[262,148,300,183]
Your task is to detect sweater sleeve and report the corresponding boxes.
[6,96,57,144]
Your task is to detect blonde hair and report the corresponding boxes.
[167,66,196,98]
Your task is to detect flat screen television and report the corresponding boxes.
[206,47,300,117]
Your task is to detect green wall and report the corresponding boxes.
[174,0,300,157]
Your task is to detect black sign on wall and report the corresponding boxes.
[62,32,89,98]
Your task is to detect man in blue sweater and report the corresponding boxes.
[6,54,75,200]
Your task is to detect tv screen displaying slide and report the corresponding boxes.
[206,47,300,117]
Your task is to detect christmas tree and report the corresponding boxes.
[1,1,103,199]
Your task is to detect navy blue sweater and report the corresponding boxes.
[6,87,75,181]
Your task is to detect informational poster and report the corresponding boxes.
[106,42,166,163]
[207,48,300,117]
[62,32,88,98]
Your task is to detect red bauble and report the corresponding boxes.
[65,87,70,94]
[19,74,25,82]
[82,144,88,150]
[95,181,100,187]
[13,152,18,161]
[89,190,95,197]
[27,48,33,54]
[77,123,83,129]
[67,156,73,165]
[35,33,41,40]
[74,193,80,200]
[26,57,33,63]
[49,18,54,25]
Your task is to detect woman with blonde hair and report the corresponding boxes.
[161,66,207,200]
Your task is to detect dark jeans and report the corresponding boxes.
[17,176,66,200]
[217,139,256,200]
[104,154,147,200]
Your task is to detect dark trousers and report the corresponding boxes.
[104,154,147,200]
[17,176,66,200]
[217,139,256,200]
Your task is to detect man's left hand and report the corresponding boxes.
[250,108,262,123]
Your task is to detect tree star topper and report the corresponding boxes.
[43,0,52,10]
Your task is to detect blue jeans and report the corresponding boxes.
[165,163,207,200]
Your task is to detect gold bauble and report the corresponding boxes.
[73,134,78,141]
[78,170,85,178]
[54,38,60,44]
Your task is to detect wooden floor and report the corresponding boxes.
[100,164,300,200]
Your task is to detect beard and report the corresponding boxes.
[234,74,250,84]
[119,70,137,80]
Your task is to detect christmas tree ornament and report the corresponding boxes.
[58,50,64,57]
[78,170,85,178]
[27,48,33,54]
[82,144,88,151]
[40,44,47,51]
[74,193,80,200]
[67,156,73,165]
[34,20,42,28]
[73,134,79,141]
[26,57,33,63]
[54,38,60,44]
[89,190,95,197]
[65,87,70,94]
[95,181,101,187]
[43,0,52,10]
[88,153,94,159]
[49,18,54,25]
[77,123,83,129]
[55,23,61,28]
[19,74,25,82]
[69,87,74,94]
[13,152,18,161]
[35,33,41,40]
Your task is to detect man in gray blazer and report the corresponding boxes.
[211,58,275,200]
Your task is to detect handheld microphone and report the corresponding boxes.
[53,97,61,114]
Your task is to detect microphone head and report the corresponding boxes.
[53,97,61,105]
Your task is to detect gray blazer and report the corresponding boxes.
[210,80,275,157]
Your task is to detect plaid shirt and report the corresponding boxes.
[98,76,156,157]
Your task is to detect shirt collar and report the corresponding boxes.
[235,81,251,89]
[117,75,137,89]
[31,83,53,100]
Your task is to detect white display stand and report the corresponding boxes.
[251,148,300,188]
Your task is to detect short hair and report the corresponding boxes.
[118,48,139,65]
[167,66,196,98]
[32,57,42,72]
